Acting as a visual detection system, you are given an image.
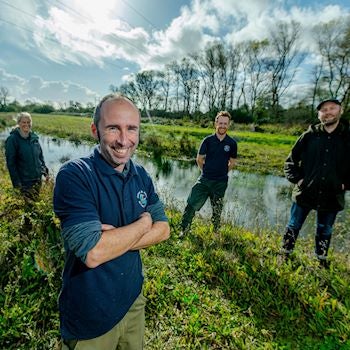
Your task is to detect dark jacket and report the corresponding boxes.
[284,120,350,211]
[5,128,48,188]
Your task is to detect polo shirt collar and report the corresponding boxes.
[93,146,138,178]
[215,133,227,142]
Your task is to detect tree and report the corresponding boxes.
[171,58,199,113]
[265,21,305,120]
[118,81,139,103]
[192,42,223,112]
[239,40,269,122]
[0,86,9,110]
[313,17,350,114]
[310,60,324,117]
[109,84,119,93]
[156,68,172,111]
[134,70,160,111]
[226,44,242,110]
[168,61,181,112]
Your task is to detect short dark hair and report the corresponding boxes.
[215,111,231,122]
[93,94,140,127]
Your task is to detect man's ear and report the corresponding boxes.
[91,123,99,140]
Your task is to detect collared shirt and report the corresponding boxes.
[54,146,167,340]
[199,134,237,181]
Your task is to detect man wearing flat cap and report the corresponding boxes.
[282,98,350,268]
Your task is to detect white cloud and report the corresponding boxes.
[3,0,348,71]
[3,1,350,62]
[0,69,27,99]
[213,0,273,21]
[1,0,349,104]
[0,68,99,104]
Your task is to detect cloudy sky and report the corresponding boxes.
[0,0,349,106]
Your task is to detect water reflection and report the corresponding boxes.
[150,155,173,178]
[0,129,348,252]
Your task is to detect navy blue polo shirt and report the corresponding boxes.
[53,147,165,340]
[199,134,237,181]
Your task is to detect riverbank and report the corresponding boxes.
[0,112,299,176]
[0,147,349,349]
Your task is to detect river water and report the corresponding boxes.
[1,130,349,253]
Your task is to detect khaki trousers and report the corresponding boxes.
[60,293,146,350]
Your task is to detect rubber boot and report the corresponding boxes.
[282,227,299,255]
[315,233,331,269]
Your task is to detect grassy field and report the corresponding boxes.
[1,114,349,349]
[0,112,298,176]
[0,157,349,349]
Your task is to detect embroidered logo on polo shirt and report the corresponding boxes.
[137,190,148,208]
[224,145,230,152]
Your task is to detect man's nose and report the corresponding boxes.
[117,130,127,145]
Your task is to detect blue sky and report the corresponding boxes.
[0,0,349,106]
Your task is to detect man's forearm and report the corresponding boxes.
[85,213,152,268]
[228,158,236,171]
[196,155,205,170]
[131,221,170,250]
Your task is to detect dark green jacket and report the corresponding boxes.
[5,128,48,188]
[284,120,350,211]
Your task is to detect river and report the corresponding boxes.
[1,130,349,253]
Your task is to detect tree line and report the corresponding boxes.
[110,18,350,123]
[1,18,349,124]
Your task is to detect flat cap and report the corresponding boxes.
[316,98,341,111]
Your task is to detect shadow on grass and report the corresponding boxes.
[174,219,350,348]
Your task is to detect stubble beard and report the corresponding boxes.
[217,127,227,135]
[321,115,340,126]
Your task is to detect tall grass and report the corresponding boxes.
[1,114,349,349]
[0,145,349,349]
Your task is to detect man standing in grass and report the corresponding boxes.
[283,98,350,268]
[54,94,170,349]
[180,111,237,235]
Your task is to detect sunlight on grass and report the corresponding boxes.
[1,114,349,349]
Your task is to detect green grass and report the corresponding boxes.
[0,112,297,176]
[0,146,349,349]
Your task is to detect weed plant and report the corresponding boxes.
[1,146,350,349]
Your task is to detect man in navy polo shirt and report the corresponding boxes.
[180,111,237,235]
[54,94,170,349]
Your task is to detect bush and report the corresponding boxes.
[31,104,56,114]
[179,133,197,158]
[141,132,166,158]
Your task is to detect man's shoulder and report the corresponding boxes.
[202,134,216,142]
[130,160,151,179]
[295,125,317,141]
[225,134,237,143]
